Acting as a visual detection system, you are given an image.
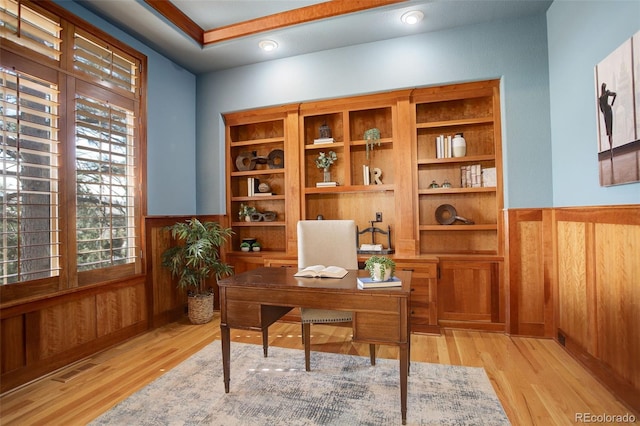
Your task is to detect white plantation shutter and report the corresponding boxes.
[0,67,60,284]
[73,31,139,94]
[75,95,138,271]
[0,0,62,61]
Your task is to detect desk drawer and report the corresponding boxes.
[353,312,401,343]
[225,300,261,328]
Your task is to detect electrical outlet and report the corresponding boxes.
[375,212,382,222]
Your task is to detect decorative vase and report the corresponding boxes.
[452,133,466,157]
[323,168,331,182]
[188,293,214,324]
[371,263,392,282]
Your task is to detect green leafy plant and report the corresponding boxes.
[315,151,337,170]
[161,218,234,295]
[364,128,381,160]
[238,203,257,221]
[364,255,396,280]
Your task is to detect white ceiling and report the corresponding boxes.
[74,0,553,74]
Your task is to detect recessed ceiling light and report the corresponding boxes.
[259,40,278,52]
[401,10,424,25]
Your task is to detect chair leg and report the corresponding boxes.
[262,328,269,357]
[303,322,311,371]
[369,344,376,366]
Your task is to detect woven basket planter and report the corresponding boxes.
[188,293,214,324]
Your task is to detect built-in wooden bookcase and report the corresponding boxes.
[223,83,505,330]
[224,106,298,255]
[299,94,401,250]
[413,80,503,255]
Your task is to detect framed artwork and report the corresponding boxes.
[594,30,640,186]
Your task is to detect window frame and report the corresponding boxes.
[0,0,147,303]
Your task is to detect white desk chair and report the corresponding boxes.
[297,219,375,371]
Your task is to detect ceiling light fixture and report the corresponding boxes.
[259,40,278,52]
[401,10,424,25]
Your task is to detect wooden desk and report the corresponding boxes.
[218,267,412,424]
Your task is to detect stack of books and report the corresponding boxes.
[460,164,482,188]
[357,276,402,289]
[313,137,334,144]
[435,135,453,158]
[482,167,496,187]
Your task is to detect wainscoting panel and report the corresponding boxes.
[505,209,553,337]
[554,205,640,414]
[594,222,640,391]
[507,205,639,414]
[556,220,591,352]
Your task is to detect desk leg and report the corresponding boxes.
[262,328,269,357]
[221,324,231,393]
[400,343,408,425]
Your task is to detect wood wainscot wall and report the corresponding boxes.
[0,276,147,393]
[506,204,640,415]
[0,215,227,394]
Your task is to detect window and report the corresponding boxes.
[0,0,62,61]
[0,0,145,295]
[0,67,60,284]
[75,95,137,272]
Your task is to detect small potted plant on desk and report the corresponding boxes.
[364,255,396,282]
[162,218,234,324]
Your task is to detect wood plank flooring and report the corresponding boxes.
[1,314,634,425]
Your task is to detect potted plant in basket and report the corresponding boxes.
[364,255,396,282]
[162,218,234,324]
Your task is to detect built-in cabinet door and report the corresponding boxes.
[437,260,503,330]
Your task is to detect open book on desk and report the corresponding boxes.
[294,265,348,278]
[357,276,402,289]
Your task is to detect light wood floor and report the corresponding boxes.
[1,314,634,425]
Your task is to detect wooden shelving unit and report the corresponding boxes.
[298,93,405,251]
[224,105,299,257]
[412,80,503,256]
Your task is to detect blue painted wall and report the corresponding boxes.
[547,0,640,206]
[196,13,553,213]
[55,1,197,215]
[58,0,640,215]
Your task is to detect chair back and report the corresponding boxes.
[297,220,358,269]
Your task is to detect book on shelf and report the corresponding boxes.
[460,164,482,188]
[294,265,348,278]
[313,137,335,144]
[363,165,370,185]
[247,177,262,196]
[357,276,402,289]
[316,181,338,187]
[253,192,272,196]
[482,167,496,187]
[360,243,383,251]
[435,135,453,159]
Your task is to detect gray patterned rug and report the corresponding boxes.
[91,341,509,425]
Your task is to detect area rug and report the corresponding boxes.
[90,341,509,425]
